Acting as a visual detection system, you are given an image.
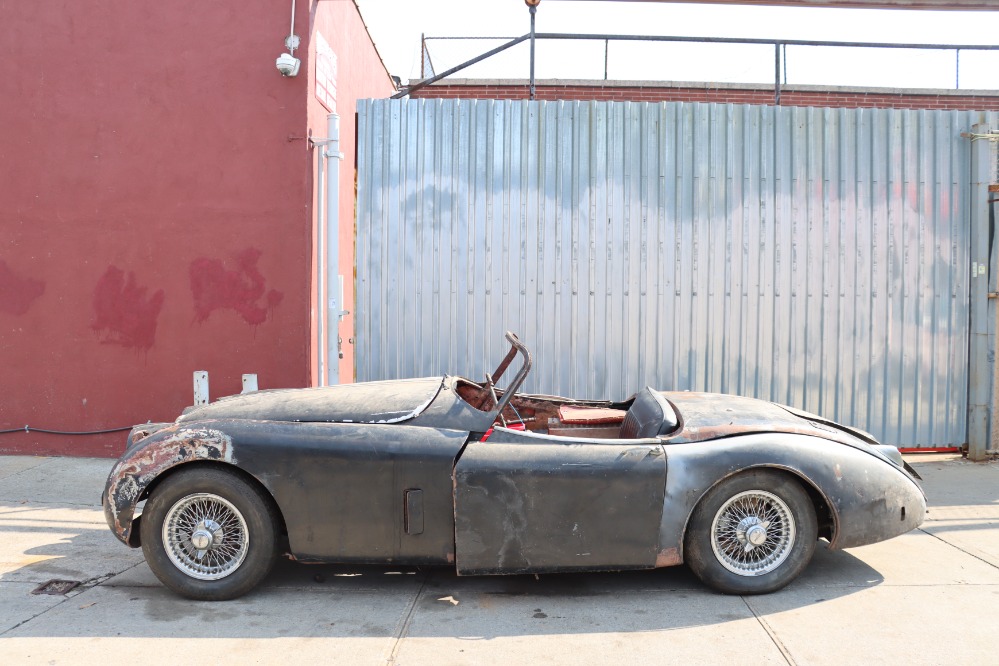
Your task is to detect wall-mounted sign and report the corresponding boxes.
[315,32,337,113]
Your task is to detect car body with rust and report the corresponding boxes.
[103,332,925,600]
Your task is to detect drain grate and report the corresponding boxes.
[31,579,81,596]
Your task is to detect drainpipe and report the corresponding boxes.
[315,129,326,385]
[325,113,347,385]
[991,191,999,458]
[968,121,992,461]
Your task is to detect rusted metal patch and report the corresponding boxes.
[31,579,80,595]
[104,426,235,543]
[655,547,681,567]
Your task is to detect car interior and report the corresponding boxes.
[454,379,679,440]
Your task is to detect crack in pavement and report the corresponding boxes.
[0,560,146,637]
[917,526,999,571]
[0,592,71,638]
[383,570,431,666]
[0,458,56,484]
[742,595,797,666]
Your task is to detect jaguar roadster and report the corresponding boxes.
[103,332,925,600]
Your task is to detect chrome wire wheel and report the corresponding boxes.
[710,489,796,577]
[161,492,249,580]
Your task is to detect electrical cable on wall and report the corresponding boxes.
[0,425,133,436]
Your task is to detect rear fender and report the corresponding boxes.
[657,433,925,565]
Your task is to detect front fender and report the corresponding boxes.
[102,424,236,545]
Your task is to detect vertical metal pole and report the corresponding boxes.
[326,113,343,385]
[421,33,426,79]
[955,48,960,90]
[968,122,991,461]
[316,134,326,386]
[774,43,781,106]
[604,39,609,80]
[782,43,787,84]
[529,5,537,100]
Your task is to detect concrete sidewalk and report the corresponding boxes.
[0,454,996,665]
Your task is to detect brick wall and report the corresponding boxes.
[410,80,999,111]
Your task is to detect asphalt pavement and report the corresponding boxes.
[0,452,996,665]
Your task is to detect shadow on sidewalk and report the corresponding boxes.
[2,524,882,639]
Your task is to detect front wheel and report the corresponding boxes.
[684,470,818,595]
[140,466,279,600]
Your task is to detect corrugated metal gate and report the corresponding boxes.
[355,98,996,447]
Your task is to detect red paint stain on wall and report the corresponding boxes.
[189,248,283,325]
[91,266,165,350]
[0,259,46,315]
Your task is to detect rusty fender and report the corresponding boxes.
[102,425,235,545]
[655,432,926,565]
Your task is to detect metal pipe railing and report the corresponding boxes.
[404,32,999,102]
[394,35,530,99]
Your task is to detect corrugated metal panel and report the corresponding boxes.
[356,98,997,446]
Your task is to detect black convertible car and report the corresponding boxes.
[103,333,925,600]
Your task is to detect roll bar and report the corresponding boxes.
[483,331,533,424]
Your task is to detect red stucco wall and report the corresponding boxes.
[0,1,392,456]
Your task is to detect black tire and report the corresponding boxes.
[140,466,279,601]
[684,469,817,595]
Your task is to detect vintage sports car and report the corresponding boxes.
[103,333,925,600]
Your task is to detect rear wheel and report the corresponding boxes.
[684,470,817,594]
[140,467,279,600]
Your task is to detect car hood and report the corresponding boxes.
[663,392,869,447]
[176,377,445,425]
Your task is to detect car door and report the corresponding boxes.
[453,428,667,575]
[235,420,468,565]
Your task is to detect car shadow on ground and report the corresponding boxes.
[3,525,884,639]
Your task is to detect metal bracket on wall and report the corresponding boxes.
[330,275,350,359]
[309,137,344,160]
[961,132,999,142]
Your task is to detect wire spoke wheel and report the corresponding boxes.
[685,471,817,594]
[710,489,795,576]
[142,468,279,600]
[162,492,249,580]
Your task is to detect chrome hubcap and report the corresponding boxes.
[710,489,795,577]
[190,518,222,550]
[190,529,212,550]
[162,493,249,580]
[745,521,768,546]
